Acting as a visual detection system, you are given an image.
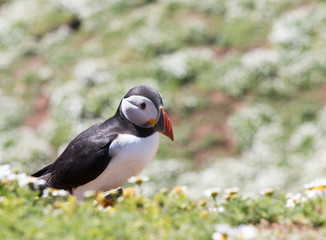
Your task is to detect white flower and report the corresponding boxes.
[215,224,232,235]
[74,58,111,86]
[126,25,164,51]
[56,0,101,19]
[212,232,227,240]
[50,81,84,120]
[288,123,323,153]
[203,188,221,198]
[286,193,303,208]
[286,199,295,208]
[208,207,217,212]
[269,4,326,48]
[225,187,239,195]
[159,49,213,79]
[96,204,114,212]
[0,93,23,131]
[235,225,258,239]
[0,165,12,180]
[304,178,326,198]
[269,7,311,46]
[16,174,32,187]
[51,189,69,197]
[160,51,189,78]
[218,206,225,213]
[221,67,251,97]
[242,48,279,70]
[260,188,274,197]
[305,190,324,199]
[213,224,258,240]
[41,26,71,49]
[304,178,326,190]
[128,176,149,185]
[209,206,225,213]
[228,103,278,149]
[0,128,53,168]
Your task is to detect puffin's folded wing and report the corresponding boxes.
[45,133,118,191]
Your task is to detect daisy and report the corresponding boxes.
[260,188,274,197]
[285,193,305,208]
[203,188,220,199]
[235,225,258,239]
[225,187,239,195]
[172,186,187,195]
[128,176,149,185]
[304,178,326,198]
[212,232,228,240]
[123,187,135,197]
[212,224,232,240]
[224,187,239,200]
[51,189,69,197]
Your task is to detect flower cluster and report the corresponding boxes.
[212,224,258,240]
[285,193,307,208]
[0,164,45,190]
[304,178,326,199]
[228,103,279,150]
[0,128,53,170]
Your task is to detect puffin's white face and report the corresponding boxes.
[121,95,159,128]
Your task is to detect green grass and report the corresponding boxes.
[1,176,326,240]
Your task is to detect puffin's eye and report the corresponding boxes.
[139,102,146,110]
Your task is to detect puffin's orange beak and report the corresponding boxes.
[153,106,174,141]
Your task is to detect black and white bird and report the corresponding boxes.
[32,85,173,200]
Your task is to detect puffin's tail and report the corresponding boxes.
[31,163,53,192]
[31,163,53,177]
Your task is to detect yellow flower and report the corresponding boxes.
[95,192,109,207]
[172,186,187,195]
[224,187,239,200]
[1,178,9,185]
[260,188,274,197]
[312,186,326,191]
[198,199,207,207]
[123,187,135,197]
[199,211,208,219]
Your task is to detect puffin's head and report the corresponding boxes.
[120,85,174,141]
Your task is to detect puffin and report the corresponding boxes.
[32,85,174,200]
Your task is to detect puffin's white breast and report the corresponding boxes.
[73,133,159,200]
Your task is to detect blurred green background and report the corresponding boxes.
[1,0,326,197]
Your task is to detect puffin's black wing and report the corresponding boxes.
[32,123,118,191]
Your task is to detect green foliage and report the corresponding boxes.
[29,9,77,37]
[228,103,278,150]
[1,173,326,239]
[218,18,268,50]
